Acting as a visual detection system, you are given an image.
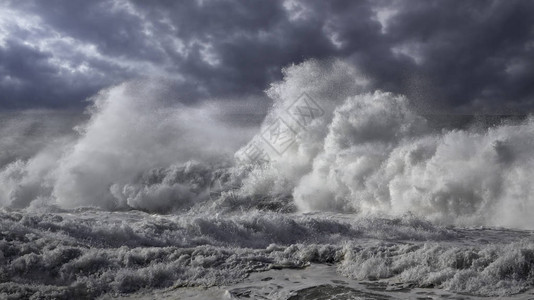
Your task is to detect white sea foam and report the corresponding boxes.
[2,59,534,298]
[233,59,534,229]
[2,59,534,229]
[0,209,532,298]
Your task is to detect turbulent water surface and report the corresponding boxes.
[2,60,534,299]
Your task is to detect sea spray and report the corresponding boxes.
[2,59,534,298]
[1,59,534,229]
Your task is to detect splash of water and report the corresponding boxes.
[1,59,534,229]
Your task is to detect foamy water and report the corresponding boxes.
[1,209,533,299]
[1,59,534,298]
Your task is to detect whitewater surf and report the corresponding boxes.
[1,60,534,299]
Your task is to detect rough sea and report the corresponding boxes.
[2,60,534,299]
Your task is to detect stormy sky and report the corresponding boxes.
[0,0,533,114]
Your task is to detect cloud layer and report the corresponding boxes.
[0,0,533,112]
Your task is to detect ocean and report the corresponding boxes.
[1,59,534,299]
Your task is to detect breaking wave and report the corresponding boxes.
[0,209,533,298]
[2,59,532,228]
[2,59,534,298]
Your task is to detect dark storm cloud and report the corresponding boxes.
[384,0,534,113]
[0,0,532,113]
[0,39,118,109]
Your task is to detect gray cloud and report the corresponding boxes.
[0,0,532,113]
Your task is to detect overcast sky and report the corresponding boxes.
[0,0,533,113]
